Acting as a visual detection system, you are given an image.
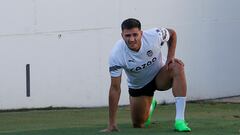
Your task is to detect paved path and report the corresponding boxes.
[210,95,240,103]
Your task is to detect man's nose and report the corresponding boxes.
[129,36,135,41]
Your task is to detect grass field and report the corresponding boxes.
[0,102,239,135]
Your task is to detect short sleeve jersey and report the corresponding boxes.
[109,28,170,89]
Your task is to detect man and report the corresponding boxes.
[102,18,191,132]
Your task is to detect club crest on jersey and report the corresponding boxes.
[147,50,153,57]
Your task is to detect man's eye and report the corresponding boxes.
[133,33,138,37]
[125,34,131,37]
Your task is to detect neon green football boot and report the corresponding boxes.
[174,119,191,132]
[145,98,157,127]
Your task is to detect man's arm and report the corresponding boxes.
[166,28,177,62]
[101,76,121,132]
[109,76,121,128]
[165,29,184,68]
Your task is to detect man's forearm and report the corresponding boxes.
[108,87,121,125]
[167,29,177,60]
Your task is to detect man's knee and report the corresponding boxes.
[132,116,148,128]
[133,122,145,128]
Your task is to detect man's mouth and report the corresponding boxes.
[128,41,137,46]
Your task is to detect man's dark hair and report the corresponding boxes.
[121,18,141,31]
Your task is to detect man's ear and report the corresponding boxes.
[140,30,143,36]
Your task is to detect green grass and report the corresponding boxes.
[0,102,239,135]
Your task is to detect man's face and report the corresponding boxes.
[121,28,143,51]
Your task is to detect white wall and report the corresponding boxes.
[0,0,239,109]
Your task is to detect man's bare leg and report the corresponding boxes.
[155,59,191,131]
[129,96,152,128]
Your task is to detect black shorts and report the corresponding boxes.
[128,77,157,97]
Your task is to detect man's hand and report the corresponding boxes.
[100,124,120,132]
[100,77,121,133]
[166,58,184,70]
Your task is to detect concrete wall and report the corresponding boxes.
[0,0,239,109]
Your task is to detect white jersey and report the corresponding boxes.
[109,28,170,89]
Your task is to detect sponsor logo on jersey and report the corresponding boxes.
[156,28,167,46]
[156,28,167,40]
[130,57,157,72]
